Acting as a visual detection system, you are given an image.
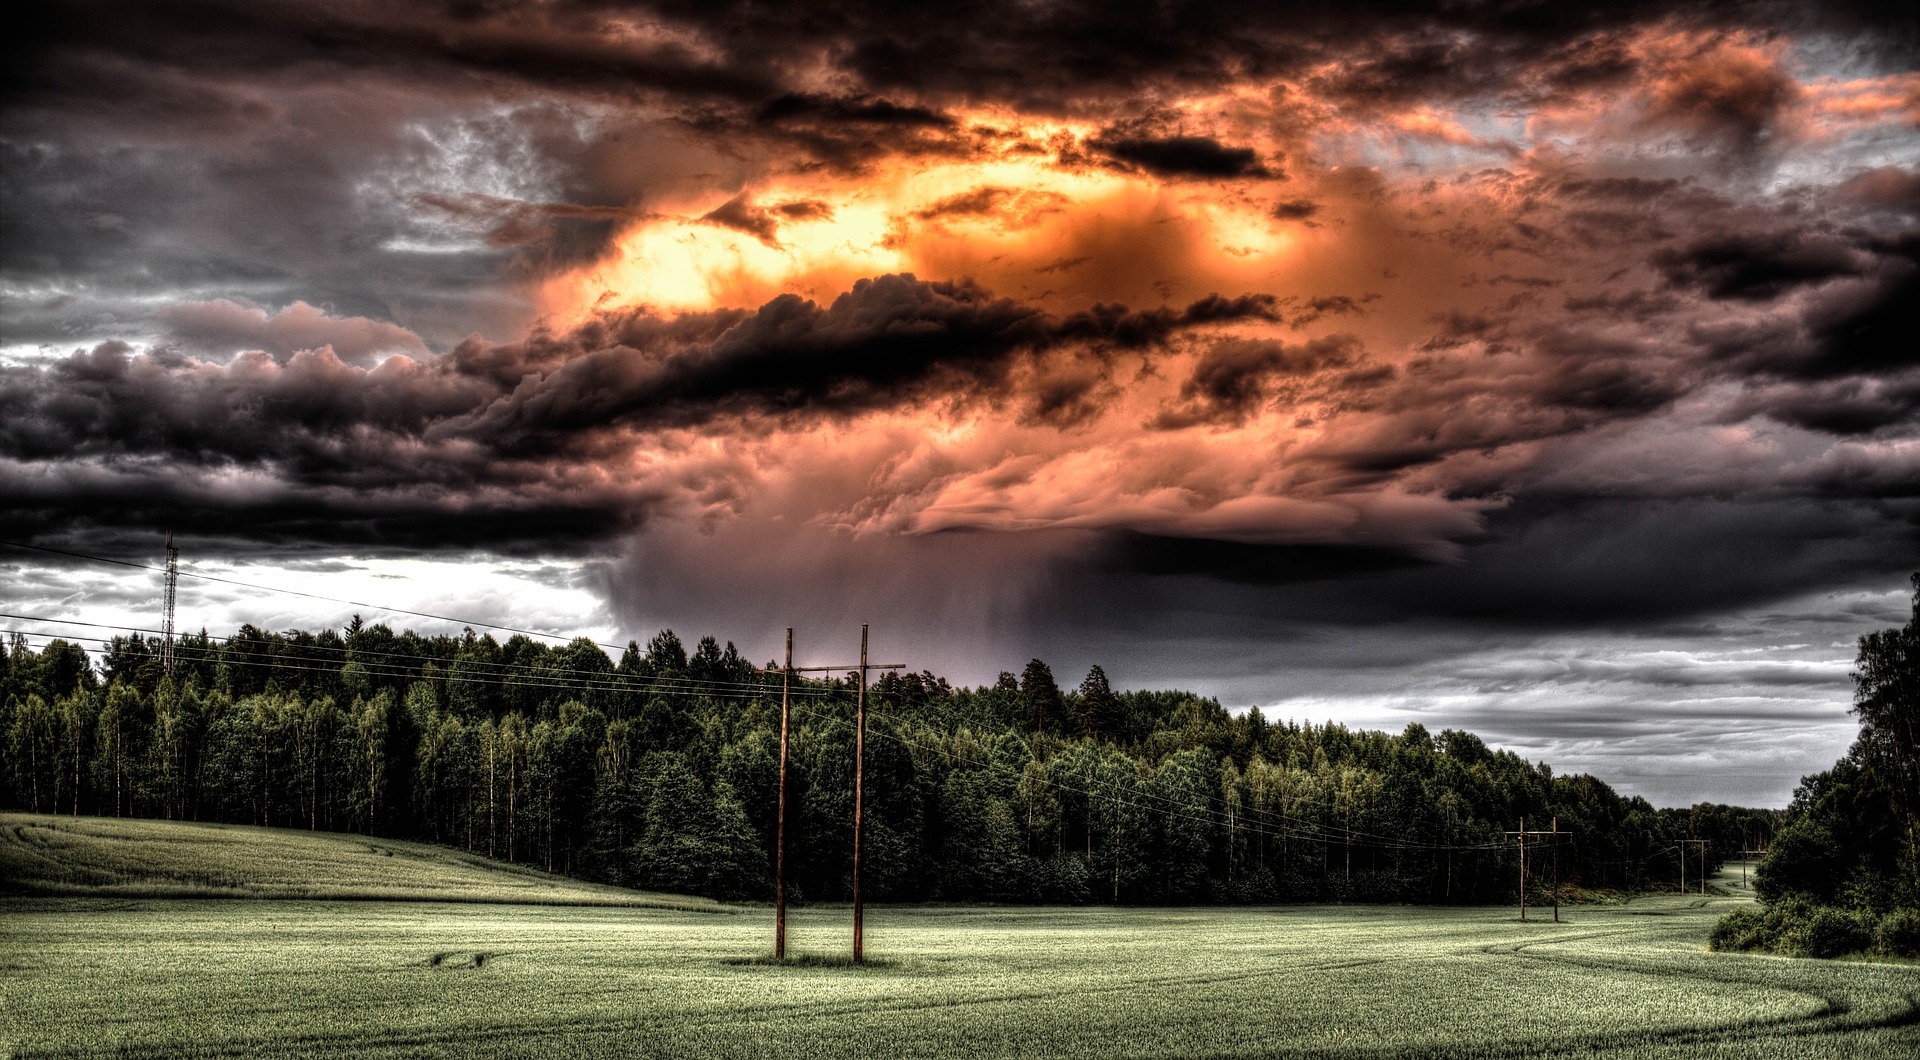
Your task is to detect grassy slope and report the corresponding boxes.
[0,813,725,910]
[2,864,1916,1058]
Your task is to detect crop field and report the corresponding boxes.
[2,823,1917,1058]
[0,813,718,909]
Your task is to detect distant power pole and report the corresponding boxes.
[1675,839,1707,895]
[756,625,904,963]
[1551,816,1566,923]
[1737,825,1769,888]
[1506,817,1573,921]
[161,530,178,673]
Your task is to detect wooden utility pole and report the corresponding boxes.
[1516,816,1526,921]
[853,624,867,963]
[776,629,792,957]
[1675,839,1707,895]
[1738,845,1768,887]
[1551,816,1562,923]
[756,626,903,964]
[1506,817,1573,921]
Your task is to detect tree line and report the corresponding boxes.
[2,619,1774,904]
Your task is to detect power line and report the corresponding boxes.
[862,679,1494,853]
[6,539,1548,852]
[0,625,798,706]
[2,634,735,706]
[0,613,813,701]
[5,579,1525,860]
[14,606,1505,853]
[5,619,1510,857]
[801,697,1509,856]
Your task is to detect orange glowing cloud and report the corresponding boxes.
[536,111,1307,324]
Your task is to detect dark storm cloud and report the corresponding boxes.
[1085,131,1273,180]
[1654,230,1865,302]
[1798,245,1920,379]
[9,1,778,108]
[0,277,1278,542]
[743,0,1848,113]
[699,192,784,245]
[1074,498,1920,630]
[1751,380,1920,435]
[912,186,1015,220]
[1287,295,1371,330]
[1529,327,1687,413]
[681,92,975,173]
[11,2,1856,160]
[1309,28,1526,112]
[693,193,837,245]
[409,194,640,250]
[754,93,954,128]
[465,280,1282,443]
[1154,335,1366,428]
[0,486,646,559]
[1673,225,1920,436]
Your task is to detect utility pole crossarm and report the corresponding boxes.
[1675,838,1710,896]
[757,663,906,673]
[1505,817,1575,922]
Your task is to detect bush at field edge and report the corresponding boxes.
[1711,900,1918,960]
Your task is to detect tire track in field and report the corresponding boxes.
[1450,926,1920,1056]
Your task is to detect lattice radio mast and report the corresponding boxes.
[161,530,178,673]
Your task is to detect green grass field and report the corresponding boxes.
[2,818,1916,1058]
[0,813,721,909]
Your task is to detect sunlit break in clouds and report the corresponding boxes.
[4,1,1918,806]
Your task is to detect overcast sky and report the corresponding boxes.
[4,1,1917,808]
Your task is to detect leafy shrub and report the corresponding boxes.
[1275,871,1321,902]
[1351,870,1403,903]
[1788,906,1872,959]
[1717,898,1920,960]
[1708,907,1765,952]
[1035,853,1091,904]
[1220,869,1280,904]
[1873,909,1920,958]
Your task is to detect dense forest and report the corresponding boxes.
[2,617,1776,905]
[1713,574,1920,959]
